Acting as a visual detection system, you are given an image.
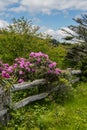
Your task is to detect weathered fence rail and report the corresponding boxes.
[11,79,47,92]
[0,69,81,125]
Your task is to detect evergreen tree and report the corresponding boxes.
[63,14,87,45]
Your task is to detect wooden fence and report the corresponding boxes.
[0,69,81,125]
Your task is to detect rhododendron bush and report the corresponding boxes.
[0,52,61,83]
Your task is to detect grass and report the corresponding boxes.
[1,82,87,130]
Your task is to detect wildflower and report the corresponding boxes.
[2,70,10,78]
[54,68,61,74]
[19,70,24,75]
[18,79,24,83]
[48,62,57,68]
[7,66,13,73]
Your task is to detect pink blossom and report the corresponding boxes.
[0,52,61,82]
[13,63,18,69]
[44,54,49,59]
[3,63,9,69]
[30,52,49,59]
[20,63,24,68]
[48,62,57,68]
[2,70,10,78]
[48,70,52,73]
[29,52,35,57]
[19,70,24,75]
[54,68,61,74]
[31,68,35,72]
[37,58,41,62]
[18,79,24,83]
[24,62,30,67]
[0,67,3,71]
[15,58,19,62]
[7,66,13,73]
[25,67,30,72]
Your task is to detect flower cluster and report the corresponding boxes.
[0,61,13,78]
[0,52,61,83]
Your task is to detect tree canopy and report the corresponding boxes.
[1,17,40,36]
[63,14,87,45]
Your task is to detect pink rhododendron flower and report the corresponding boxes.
[20,63,25,68]
[24,62,30,67]
[7,66,13,73]
[0,52,61,83]
[19,70,24,75]
[4,63,9,69]
[2,70,10,78]
[25,67,30,72]
[54,68,61,74]
[0,67,3,71]
[13,63,18,69]
[31,68,35,72]
[44,54,49,59]
[48,70,52,73]
[29,52,35,57]
[18,79,24,83]
[37,58,41,62]
[30,52,49,59]
[48,62,57,68]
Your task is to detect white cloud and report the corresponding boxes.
[10,5,26,12]
[43,27,75,42]
[44,28,66,40]
[9,0,87,14]
[0,20,9,28]
[0,0,18,11]
[0,0,87,15]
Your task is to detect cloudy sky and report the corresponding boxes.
[0,0,87,40]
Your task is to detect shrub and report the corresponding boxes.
[52,77,74,104]
[0,52,61,83]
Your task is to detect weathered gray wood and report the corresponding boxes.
[71,78,80,83]
[0,85,10,125]
[13,85,64,109]
[11,79,47,92]
[71,70,81,75]
[67,68,81,75]
[0,109,8,117]
[14,92,48,109]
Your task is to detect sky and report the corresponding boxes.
[0,0,87,41]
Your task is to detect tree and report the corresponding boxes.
[62,14,87,45]
[4,17,40,36]
[62,14,87,69]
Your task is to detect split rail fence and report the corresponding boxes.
[0,68,81,125]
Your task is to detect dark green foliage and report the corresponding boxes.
[64,43,87,81]
[65,44,87,68]
[64,36,74,41]
[62,14,87,69]
[52,77,74,104]
[50,39,60,46]
[79,56,87,81]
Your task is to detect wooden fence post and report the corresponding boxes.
[0,85,10,125]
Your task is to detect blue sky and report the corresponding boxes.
[0,0,87,40]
